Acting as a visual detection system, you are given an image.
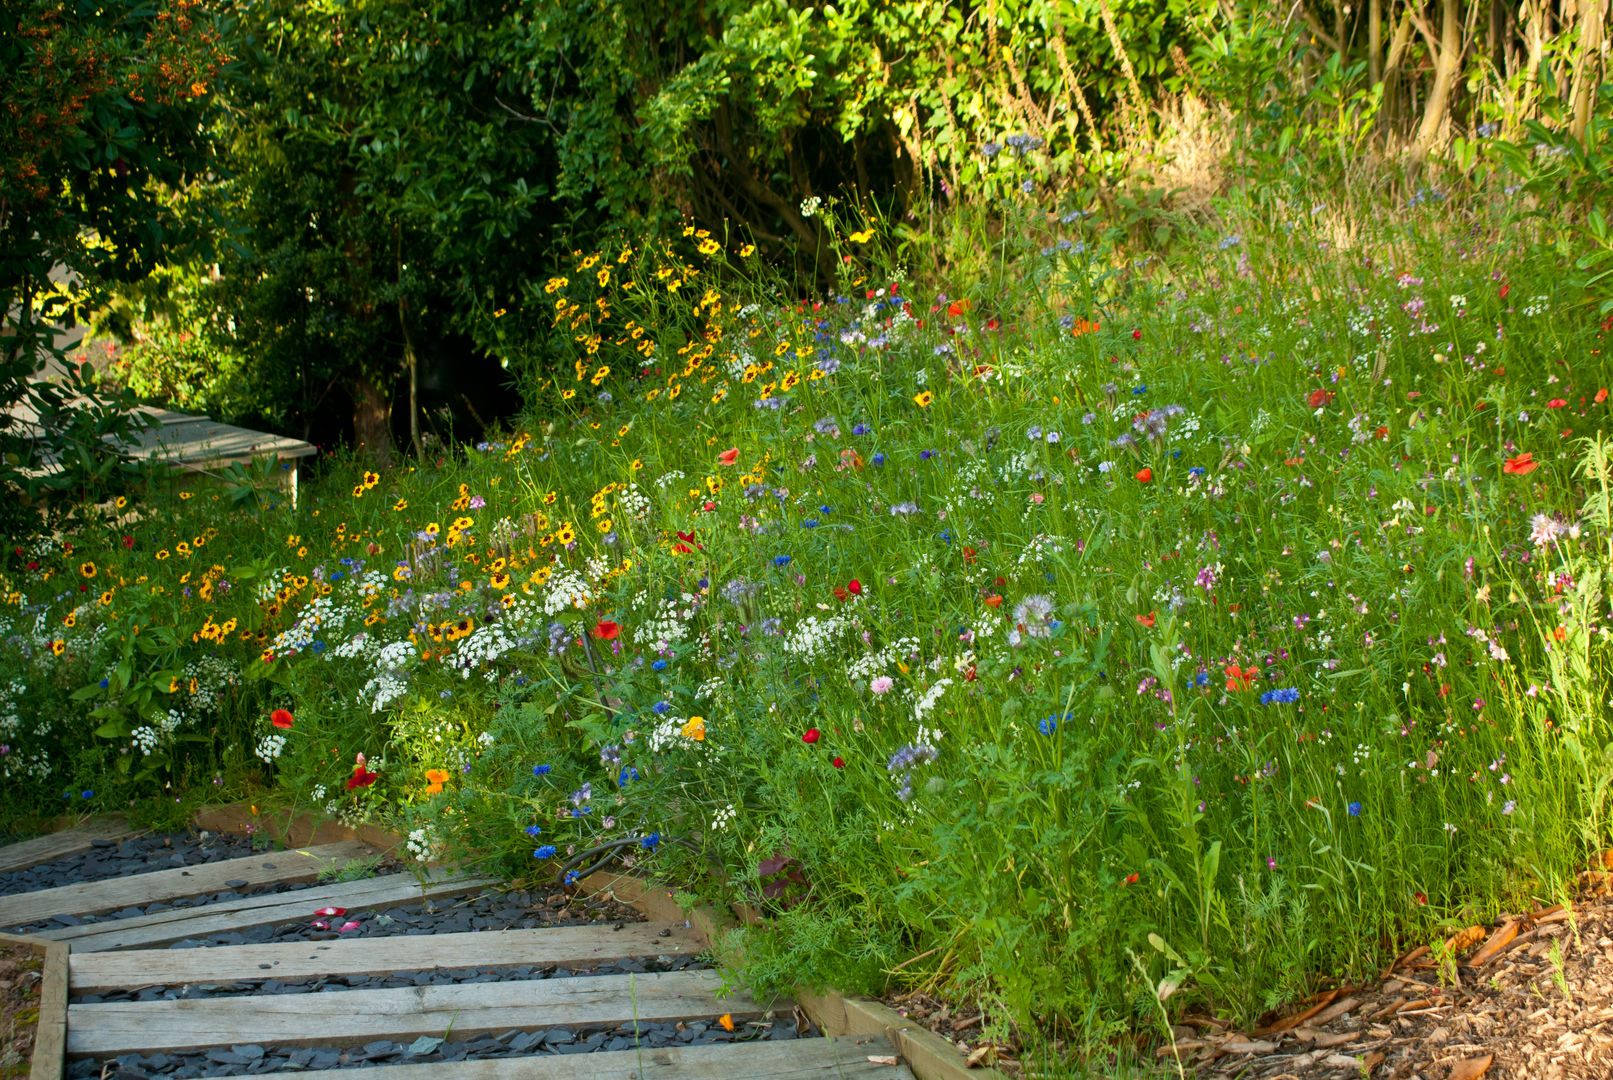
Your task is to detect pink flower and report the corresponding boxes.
[870,676,894,695]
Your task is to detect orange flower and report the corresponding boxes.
[1135,467,1152,483]
[1503,452,1538,475]
[424,768,451,794]
[1224,664,1254,692]
[1135,611,1156,628]
[984,595,1002,609]
[717,447,740,466]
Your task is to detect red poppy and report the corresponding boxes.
[847,578,862,595]
[717,448,740,466]
[1135,467,1152,483]
[802,729,821,744]
[592,619,621,641]
[984,595,1002,609]
[833,586,849,602]
[961,546,978,563]
[1413,892,1428,906]
[946,298,971,317]
[1121,873,1139,886]
[1597,389,1608,404]
[1135,611,1156,628]
[832,757,844,769]
[270,708,295,730]
[1224,663,1254,692]
[1306,388,1334,408]
[1131,329,1142,340]
[346,765,379,790]
[1502,452,1538,475]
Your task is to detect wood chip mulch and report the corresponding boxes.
[0,940,44,1079]
[880,884,1613,1079]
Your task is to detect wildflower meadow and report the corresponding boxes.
[8,180,1613,1063]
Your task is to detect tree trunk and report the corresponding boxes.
[352,373,392,462]
[1414,0,1463,157]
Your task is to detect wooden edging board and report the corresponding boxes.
[575,870,1007,1080]
[0,929,68,1080]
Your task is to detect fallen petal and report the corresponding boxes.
[338,920,361,932]
[309,920,328,931]
[314,907,347,917]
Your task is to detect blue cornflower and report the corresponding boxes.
[1259,688,1301,705]
[641,832,661,850]
[820,505,832,514]
[852,424,870,436]
[1348,802,1362,817]
[99,678,109,688]
[310,640,325,653]
[939,531,952,544]
[773,555,792,567]
[698,577,709,589]
[1193,671,1210,688]
[803,520,818,529]
[1188,466,1206,478]
[570,806,593,817]
[618,767,639,787]
[920,449,936,460]
[1131,384,1148,396]
[564,870,579,885]
[533,845,557,859]
[532,764,552,776]
[524,824,542,837]
[1038,715,1059,736]
[871,452,886,466]
[652,658,668,671]
[80,790,93,799]
[652,701,672,714]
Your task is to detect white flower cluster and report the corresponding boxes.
[132,725,159,754]
[784,613,852,659]
[655,470,687,490]
[255,733,287,762]
[160,709,184,734]
[1522,294,1549,317]
[912,677,953,723]
[709,803,736,831]
[1017,534,1066,566]
[183,656,240,712]
[257,569,289,604]
[271,595,338,654]
[845,636,918,685]
[0,679,24,738]
[0,747,50,780]
[406,826,441,863]
[695,676,727,703]
[543,568,592,614]
[333,632,376,661]
[448,622,519,677]
[631,596,697,652]
[616,483,650,521]
[646,717,686,753]
[363,639,419,712]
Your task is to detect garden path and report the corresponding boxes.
[0,821,913,1080]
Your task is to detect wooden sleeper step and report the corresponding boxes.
[261,1037,914,1079]
[35,870,494,953]
[66,969,780,1055]
[0,818,149,874]
[3,841,376,928]
[68,923,704,992]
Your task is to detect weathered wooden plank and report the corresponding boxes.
[269,1037,912,1080]
[0,818,147,874]
[69,923,703,991]
[36,871,494,953]
[3,841,376,928]
[68,969,781,1055]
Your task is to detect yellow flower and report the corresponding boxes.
[738,244,756,257]
[596,518,613,533]
[681,716,706,740]
[115,496,128,509]
[491,572,511,588]
[425,522,440,535]
[297,546,308,558]
[561,388,576,400]
[79,561,96,577]
[352,484,365,498]
[155,549,170,560]
[697,238,720,256]
[913,391,935,407]
[179,491,193,500]
[393,498,408,511]
[555,523,576,545]
[848,228,874,243]
[362,470,380,489]
[453,516,473,531]
[51,639,66,656]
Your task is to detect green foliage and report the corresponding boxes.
[0,0,226,522]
